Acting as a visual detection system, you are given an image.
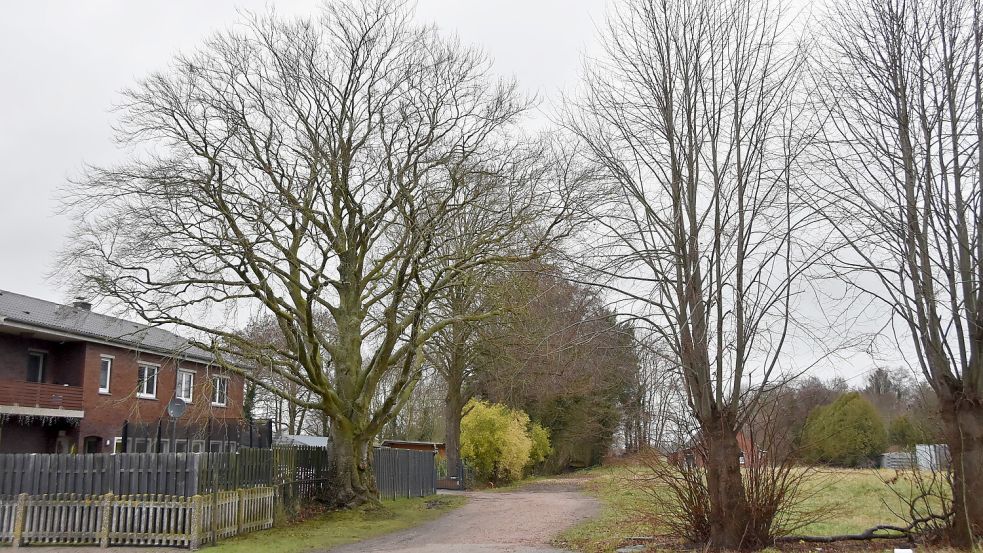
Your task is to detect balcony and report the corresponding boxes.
[0,379,84,416]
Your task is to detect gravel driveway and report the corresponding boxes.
[326,478,599,553]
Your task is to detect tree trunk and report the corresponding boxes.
[705,415,753,550]
[329,424,378,507]
[444,380,465,479]
[941,397,983,547]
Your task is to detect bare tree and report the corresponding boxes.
[380,366,445,441]
[814,0,983,543]
[57,1,568,506]
[621,334,684,453]
[566,0,814,547]
[426,269,483,479]
[242,315,318,435]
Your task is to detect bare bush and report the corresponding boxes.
[633,391,829,549]
[882,462,955,544]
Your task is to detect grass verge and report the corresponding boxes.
[211,495,466,553]
[556,465,657,553]
[558,464,923,552]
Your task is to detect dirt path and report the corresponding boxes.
[326,478,599,553]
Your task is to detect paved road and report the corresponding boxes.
[326,479,599,553]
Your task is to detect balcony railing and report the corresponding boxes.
[0,379,84,411]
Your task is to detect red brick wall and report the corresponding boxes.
[77,343,244,452]
[0,332,246,453]
[0,333,85,385]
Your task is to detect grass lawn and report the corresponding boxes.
[210,495,466,553]
[558,463,934,553]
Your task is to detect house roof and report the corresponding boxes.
[380,440,445,448]
[274,435,330,448]
[0,289,214,363]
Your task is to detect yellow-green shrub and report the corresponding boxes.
[527,422,552,468]
[460,399,544,483]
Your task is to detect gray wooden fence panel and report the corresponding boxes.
[0,445,435,502]
[370,447,435,500]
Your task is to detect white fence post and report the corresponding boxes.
[235,488,244,535]
[189,495,203,550]
[98,492,113,548]
[11,493,27,548]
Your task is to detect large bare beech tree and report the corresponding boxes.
[59,1,569,506]
[815,0,983,544]
[567,0,813,547]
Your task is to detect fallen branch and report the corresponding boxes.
[777,511,953,544]
[777,525,909,543]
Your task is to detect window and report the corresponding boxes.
[211,375,229,407]
[137,364,158,399]
[26,351,46,383]
[83,436,101,454]
[191,440,205,453]
[113,437,124,454]
[98,357,112,394]
[176,369,195,402]
[173,439,188,453]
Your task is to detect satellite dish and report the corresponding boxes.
[166,397,188,419]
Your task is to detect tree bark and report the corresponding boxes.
[941,396,983,547]
[329,424,378,508]
[445,388,464,479]
[705,413,753,550]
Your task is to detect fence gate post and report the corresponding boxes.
[11,493,27,548]
[99,492,113,548]
[189,495,203,551]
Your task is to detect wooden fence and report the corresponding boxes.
[0,446,328,497]
[0,445,435,548]
[0,446,434,501]
[374,447,437,500]
[0,487,274,549]
[0,452,201,496]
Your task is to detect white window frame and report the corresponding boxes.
[176,369,195,403]
[136,363,159,399]
[112,437,124,454]
[211,375,229,407]
[98,356,113,394]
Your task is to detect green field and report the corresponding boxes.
[210,495,466,553]
[558,464,938,553]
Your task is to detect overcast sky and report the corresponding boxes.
[0,0,605,303]
[0,1,904,383]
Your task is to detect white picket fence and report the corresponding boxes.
[0,487,273,549]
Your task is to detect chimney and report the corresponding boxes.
[73,297,92,311]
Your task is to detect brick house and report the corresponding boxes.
[0,289,258,454]
[667,431,763,469]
